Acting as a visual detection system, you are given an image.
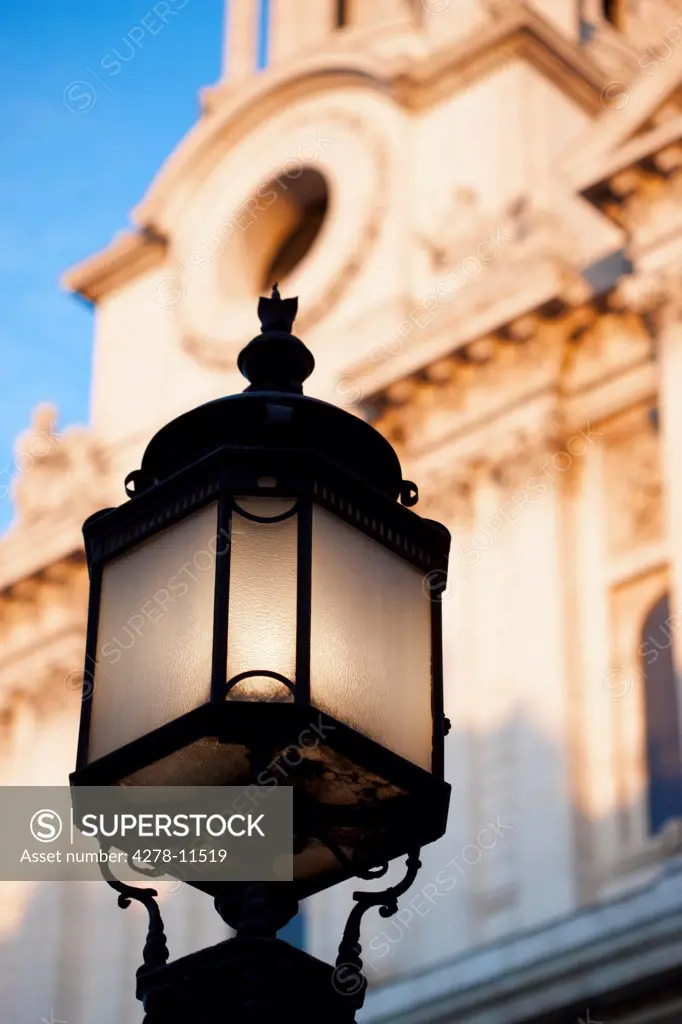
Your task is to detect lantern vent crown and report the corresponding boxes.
[238,285,314,395]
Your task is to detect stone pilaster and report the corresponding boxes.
[222,0,260,82]
[565,434,621,897]
[466,464,519,942]
[270,0,335,65]
[502,439,576,928]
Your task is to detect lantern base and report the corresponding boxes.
[103,858,429,1024]
[71,702,450,900]
[137,936,359,1024]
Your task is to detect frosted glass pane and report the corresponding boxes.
[226,497,298,700]
[310,507,432,770]
[88,503,217,762]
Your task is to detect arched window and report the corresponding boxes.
[602,0,623,28]
[641,593,682,834]
[259,168,329,292]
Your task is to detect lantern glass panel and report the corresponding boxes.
[226,496,298,701]
[309,505,433,770]
[87,502,218,763]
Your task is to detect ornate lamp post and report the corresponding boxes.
[70,288,451,1022]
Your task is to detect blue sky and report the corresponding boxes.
[0,0,266,532]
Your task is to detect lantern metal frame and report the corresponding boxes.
[70,288,451,900]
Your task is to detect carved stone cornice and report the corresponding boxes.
[370,300,597,454]
[394,3,605,115]
[61,228,166,303]
[488,409,569,495]
[599,158,682,245]
[368,284,658,504]
[354,194,596,404]
[561,297,654,395]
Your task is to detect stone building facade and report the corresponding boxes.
[4,0,682,1020]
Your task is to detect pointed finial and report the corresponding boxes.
[257,284,298,333]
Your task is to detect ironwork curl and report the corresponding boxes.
[99,854,169,973]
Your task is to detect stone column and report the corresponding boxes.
[498,434,577,929]
[222,0,260,83]
[565,432,621,896]
[466,462,520,943]
[269,0,334,65]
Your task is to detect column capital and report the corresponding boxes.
[486,406,573,495]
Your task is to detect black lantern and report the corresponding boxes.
[71,288,451,903]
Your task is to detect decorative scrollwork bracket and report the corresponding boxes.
[333,849,422,1010]
[99,854,170,977]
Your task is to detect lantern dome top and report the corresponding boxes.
[129,290,408,503]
